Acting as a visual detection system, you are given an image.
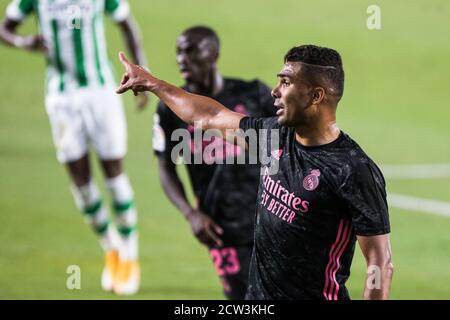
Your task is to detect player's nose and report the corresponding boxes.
[271,85,281,99]
[176,52,189,66]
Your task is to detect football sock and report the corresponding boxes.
[106,174,138,261]
[71,180,120,251]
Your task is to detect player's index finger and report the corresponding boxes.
[118,51,131,70]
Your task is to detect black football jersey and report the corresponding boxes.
[240,117,390,300]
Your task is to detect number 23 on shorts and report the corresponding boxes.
[210,247,241,276]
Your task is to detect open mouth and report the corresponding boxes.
[275,104,284,116]
[179,66,191,77]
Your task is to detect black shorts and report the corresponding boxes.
[209,245,253,300]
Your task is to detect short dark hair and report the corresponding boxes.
[284,45,345,100]
[182,25,220,52]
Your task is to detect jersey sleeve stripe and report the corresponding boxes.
[330,222,353,300]
[323,219,352,300]
[110,1,130,22]
[104,0,120,12]
[6,0,34,21]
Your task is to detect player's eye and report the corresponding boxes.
[281,80,290,87]
[184,46,196,55]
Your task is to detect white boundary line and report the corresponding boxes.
[381,164,450,179]
[388,193,450,217]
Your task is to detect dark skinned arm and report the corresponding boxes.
[116,16,149,110]
[158,158,223,247]
[0,18,46,53]
[117,17,147,67]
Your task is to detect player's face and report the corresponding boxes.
[176,34,216,84]
[271,62,316,127]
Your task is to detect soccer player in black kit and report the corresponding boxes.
[117,44,394,300]
[152,26,276,299]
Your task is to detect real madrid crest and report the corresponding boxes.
[303,169,321,191]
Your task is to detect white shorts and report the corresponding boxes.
[45,86,127,164]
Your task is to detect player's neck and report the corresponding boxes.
[295,120,340,147]
[187,71,223,97]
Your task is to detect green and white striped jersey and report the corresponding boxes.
[6,0,130,94]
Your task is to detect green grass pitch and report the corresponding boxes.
[0,0,449,299]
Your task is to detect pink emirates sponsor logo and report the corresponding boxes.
[259,167,309,224]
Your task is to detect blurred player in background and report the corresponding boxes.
[0,0,149,295]
[152,26,276,299]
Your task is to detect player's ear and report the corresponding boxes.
[312,87,325,105]
[206,50,218,64]
[206,44,219,63]
[213,45,220,61]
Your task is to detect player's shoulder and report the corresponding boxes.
[264,116,280,129]
[252,116,280,130]
[341,133,373,163]
[239,116,279,132]
[340,132,385,182]
[224,77,270,94]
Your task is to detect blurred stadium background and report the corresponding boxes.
[0,0,449,299]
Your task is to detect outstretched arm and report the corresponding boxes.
[117,17,149,110]
[116,52,245,139]
[357,234,394,300]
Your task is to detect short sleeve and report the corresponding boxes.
[239,116,274,144]
[239,116,269,133]
[338,160,391,236]
[153,102,178,160]
[6,0,34,21]
[105,0,130,22]
[239,116,279,160]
